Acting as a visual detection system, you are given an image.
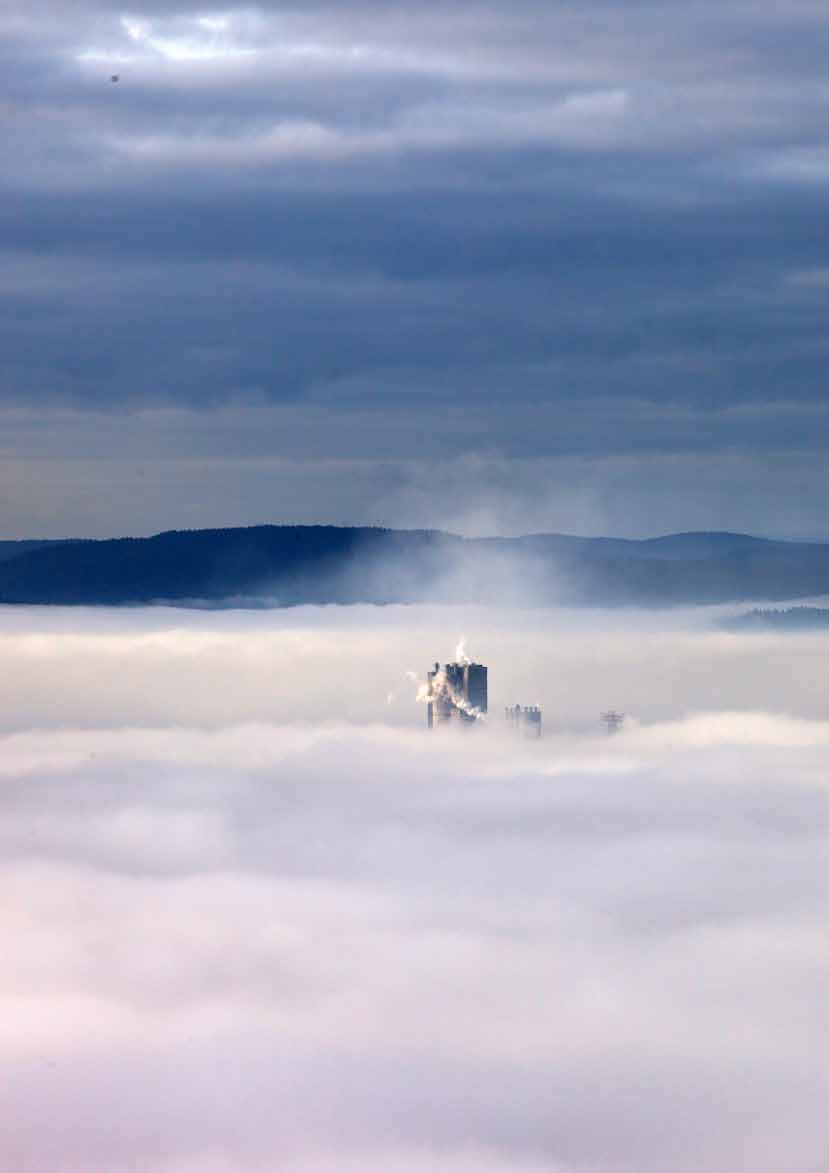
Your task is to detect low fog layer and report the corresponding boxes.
[2,604,828,1172]
[5,602,829,730]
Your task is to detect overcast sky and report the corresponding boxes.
[4,1,829,538]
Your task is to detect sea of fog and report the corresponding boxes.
[2,603,828,1173]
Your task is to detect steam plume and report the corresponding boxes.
[413,641,485,722]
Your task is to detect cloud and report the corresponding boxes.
[1,602,829,1171]
[4,0,829,535]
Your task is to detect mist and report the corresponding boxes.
[2,601,829,1172]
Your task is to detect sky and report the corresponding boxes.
[3,601,829,1172]
[3,1,829,538]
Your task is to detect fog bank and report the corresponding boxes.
[1,604,827,1171]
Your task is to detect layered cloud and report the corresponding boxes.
[3,1,829,535]
[2,602,829,1170]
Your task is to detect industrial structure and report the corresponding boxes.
[601,709,625,735]
[505,704,542,739]
[426,660,488,727]
[419,649,618,739]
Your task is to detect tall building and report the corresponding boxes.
[427,660,488,727]
[505,704,543,738]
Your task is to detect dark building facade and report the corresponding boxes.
[427,661,488,727]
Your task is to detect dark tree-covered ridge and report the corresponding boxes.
[1,525,828,608]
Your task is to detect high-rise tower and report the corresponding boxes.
[426,660,488,727]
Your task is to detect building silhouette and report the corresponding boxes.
[505,704,542,738]
[427,660,488,727]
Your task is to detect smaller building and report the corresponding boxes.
[505,704,542,738]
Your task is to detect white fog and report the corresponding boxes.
[1,603,828,1172]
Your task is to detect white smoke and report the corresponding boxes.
[412,640,485,722]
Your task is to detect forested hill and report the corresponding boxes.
[722,606,829,630]
[0,539,82,564]
[1,525,828,608]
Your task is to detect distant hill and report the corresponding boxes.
[502,530,787,562]
[721,606,829,631]
[0,539,82,564]
[0,525,828,608]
